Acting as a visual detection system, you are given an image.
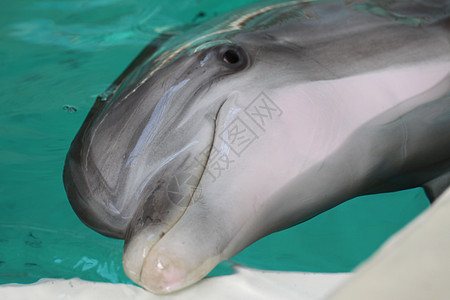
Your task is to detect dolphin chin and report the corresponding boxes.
[64,0,450,294]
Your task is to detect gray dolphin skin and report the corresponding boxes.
[63,0,450,294]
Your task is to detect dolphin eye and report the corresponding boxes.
[222,49,240,64]
[218,45,248,71]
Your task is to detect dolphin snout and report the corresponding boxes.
[141,246,191,293]
[121,164,211,288]
[129,193,228,294]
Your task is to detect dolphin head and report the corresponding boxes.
[61,5,377,293]
[64,0,450,294]
[62,14,294,290]
[63,16,322,291]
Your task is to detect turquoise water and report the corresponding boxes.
[0,0,429,285]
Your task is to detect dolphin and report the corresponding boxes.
[63,0,450,294]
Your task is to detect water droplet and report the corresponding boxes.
[98,84,117,102]
[62,105,77,113]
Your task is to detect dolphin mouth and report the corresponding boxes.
[138,180,203,292]
[122,99,226,293]
[121,161,205,287]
